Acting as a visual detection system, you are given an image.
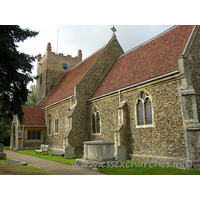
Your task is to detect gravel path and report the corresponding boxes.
[4,150,105,175]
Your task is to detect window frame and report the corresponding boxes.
[135,90,153,128]
[27,130,42,141]
[54,115,59,134]
[92,107,101,135]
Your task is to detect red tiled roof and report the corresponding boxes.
[91,25,194,99]
[40,48,103,107]
[22,106,46,126]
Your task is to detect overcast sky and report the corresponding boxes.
[18,25,173,84]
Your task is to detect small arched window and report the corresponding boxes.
[96,112,100,133]
[92,113,96,133]
[55,115,59,133]
[48,118,51,135]
[92,108,101,134]
[136,91,152,126]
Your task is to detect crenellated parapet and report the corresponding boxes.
[36,42,82,105]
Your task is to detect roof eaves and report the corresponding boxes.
[88,70,179,102]
[42,95,74,109]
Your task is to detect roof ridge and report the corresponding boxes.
[22,105,43,108]
[70,45,105,72]
[39,46,105,106]
[117,25,176,59]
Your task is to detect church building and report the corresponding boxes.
[10,25,200,167]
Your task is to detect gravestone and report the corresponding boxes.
[5,159,27,165]
[0,153,6,160]
[64,145,75,159]
[0,143,3,152]
[116,146,126,162]
[75,146,83,158]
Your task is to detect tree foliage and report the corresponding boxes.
[0,25,39,122]
[0,118,11,146]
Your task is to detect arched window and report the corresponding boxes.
[48,113,52,135]
[48,118,51,135]
[92,108,101,134]
[92,113,96,133]
[96,112,100,133]
[136,91,153,126]
[55,115,59,133]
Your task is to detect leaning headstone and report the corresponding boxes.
[75,146,83,158]
[64,145,75,159]
[0,143,4,152]
[116,146,126,162]
[0,153,6,160]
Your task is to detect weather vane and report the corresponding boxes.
[111,25,117,35]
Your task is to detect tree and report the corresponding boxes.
[25,84,36,106]
[0,25,39,122]
[0,118,11,146]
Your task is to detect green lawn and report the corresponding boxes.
[98,161,200,175]
[16,149,78,165]
[15,149,200,175]
[0,158,52,175]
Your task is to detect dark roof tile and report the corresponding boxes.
[91,25,194,99]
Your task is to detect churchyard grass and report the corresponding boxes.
[0,158,52,175]
[16,149,77,165]
[97,160,200,175]
[15,149,200,175]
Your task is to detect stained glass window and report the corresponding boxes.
[32,131,36,139]
[137,91,152,126]
[28,131,31,140]
[55,116,59,133]
[48,118,51,135]
[92,108,101,133]
[92,113,96,133]
[37,131,41,140]
[137,100,144,125]
[96,112,100,133]
[145,98,152,125]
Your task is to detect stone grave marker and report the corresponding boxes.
[116,145,126,162]
[0,153,6,160]
[0,143,3,152]
[64,145,75,159]
[75,146,83,158]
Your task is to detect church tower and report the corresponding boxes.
[36,42,82,105]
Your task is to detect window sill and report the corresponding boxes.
[136,124,154,128]
[26,140,42,142]
[92,132,101,135]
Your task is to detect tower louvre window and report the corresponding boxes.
[40,74,42,86]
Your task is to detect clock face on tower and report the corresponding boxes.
[62,63,68,70]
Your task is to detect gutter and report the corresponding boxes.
[42,95,74,110]
[88,70,180,102]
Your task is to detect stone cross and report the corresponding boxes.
[111,26,117,36]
